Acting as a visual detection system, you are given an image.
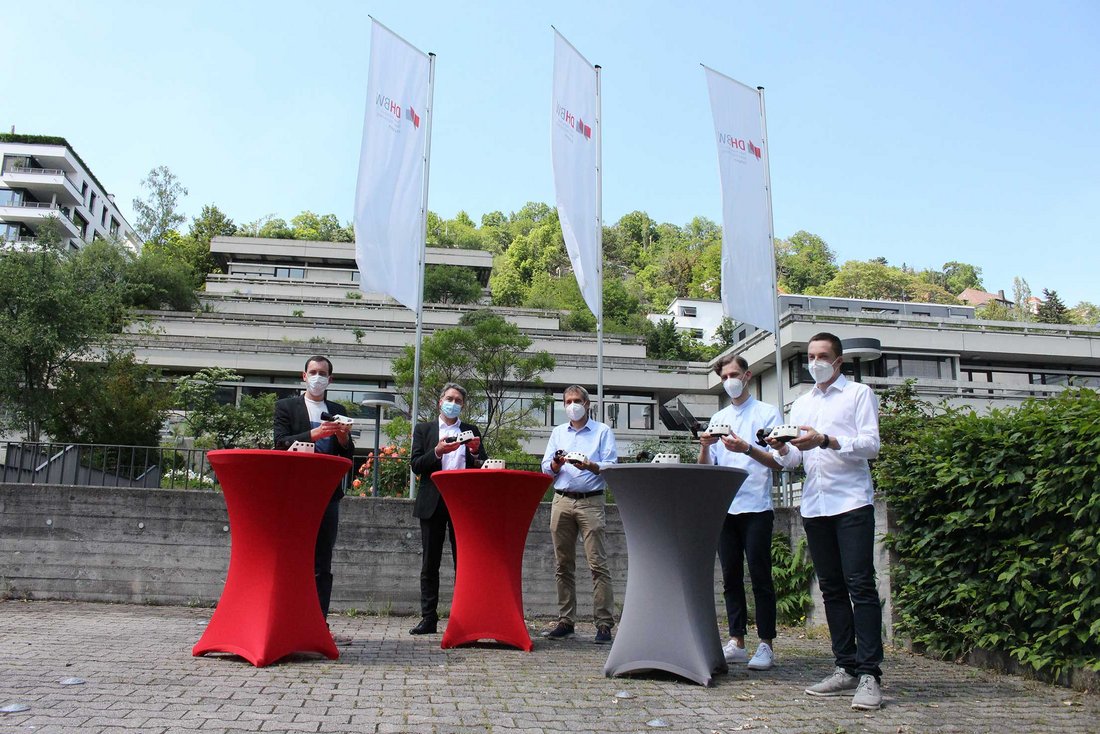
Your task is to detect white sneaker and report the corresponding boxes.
[723,639,748,664]
[747,642,774,670]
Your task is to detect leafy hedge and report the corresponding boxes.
[875,384,1100,675]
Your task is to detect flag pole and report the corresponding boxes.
[409,51,436,499]
[595,64,604,420]
[757,85,785,416]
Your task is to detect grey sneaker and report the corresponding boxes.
[805,667,859,697]
[850,674,882,710]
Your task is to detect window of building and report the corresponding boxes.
[2,155,32,173]
[81,182,88,201]
[89,192,98,217]
[110,217,120,237]
[1,223,22,240]
[679,305,698,317]
[629,404,654,430]
[830,306,849,312]
[882,355,951,379]
[738,329,747,341]
[100,203,108,227]
[0,188,25,206]
[274,267,305,279]
[73,211,89,238]
[689,328,704,339]
[912,311,930,317]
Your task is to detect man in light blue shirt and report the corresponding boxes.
[540,385,618,644]
[699,353,783,671]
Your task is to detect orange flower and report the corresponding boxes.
[359,492,367,497]
[352,479,362,489]
[398,447,407,455]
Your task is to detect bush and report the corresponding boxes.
[875,386,1100,675]
[352,444,412,497]
[772,534,815,626]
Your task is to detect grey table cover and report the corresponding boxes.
[601,463,747,686]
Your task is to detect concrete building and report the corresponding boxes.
[647,297,726,343]
[0,134,140,251]
[124,236,1100,456]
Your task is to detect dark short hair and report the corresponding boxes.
[440,382,468,401]
[713,353,749,377]
[563,385,590,403]
[808,332,843,359]
[304,355,334,374]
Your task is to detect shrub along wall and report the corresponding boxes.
[875,386,1100,682]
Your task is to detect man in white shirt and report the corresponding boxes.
[767,332,883,710]
[698,354,783,671]
[540,385,619,644]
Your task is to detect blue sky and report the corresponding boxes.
[6,1,1098,305]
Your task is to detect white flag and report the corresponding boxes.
[354,20,431,312]
[704,66,776,331]
[551,30,601,320]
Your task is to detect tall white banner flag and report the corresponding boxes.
[551,30,601,320]
[354,20,431,312]
[704,67,776,331]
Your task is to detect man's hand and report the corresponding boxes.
[698,432,720,448]
[310,420,343,442]
[466,436,481,454]
[789,425,824,451]
[435,436,463,457]
[764,435,790,456]
[720,434,752,454]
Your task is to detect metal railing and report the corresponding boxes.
[4,166,65,176]
[1,442,217,490]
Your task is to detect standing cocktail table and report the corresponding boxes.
[193,449,352,667]
[601,463,747,686]
[432,469,552,651]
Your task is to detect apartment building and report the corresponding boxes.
[0,134,140,251]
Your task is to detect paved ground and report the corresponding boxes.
[1,601,1096,734]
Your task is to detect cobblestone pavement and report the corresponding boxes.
[1,601,1096,734]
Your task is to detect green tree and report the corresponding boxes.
[171,367,275,449]
[125,247,199,310]
[941,261,983,294]
[1036,288,1070,324]
[1070,301,1100,325]
[1013,276,1034,322]
[774,231,838,294]
[290,211,353,242]
[132,166,188,245]
[643,318,708,361]
[975,300,1014,321]
[237,214,293,239]
[391,312,554,456]
[819,260,957,303]
[43,349,171,446]
[0,219,131,440]
[422,265,482,304]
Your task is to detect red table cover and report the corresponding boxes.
[432,469,552,651]
[192,449,352,666]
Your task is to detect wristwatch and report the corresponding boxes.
[741,444,753,455]
[819,433,830,449]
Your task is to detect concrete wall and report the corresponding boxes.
[0,484,892,634]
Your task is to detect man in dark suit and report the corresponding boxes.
[273,355,355,620]
[408,382,487,634]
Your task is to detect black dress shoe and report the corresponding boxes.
[409,618,438,635]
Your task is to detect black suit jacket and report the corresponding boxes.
[273,395,356,500]
[410,418,487,519]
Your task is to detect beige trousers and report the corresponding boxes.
[549,492,615,628]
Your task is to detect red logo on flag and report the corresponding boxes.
[405,107,421,129]
[748,141,762,159]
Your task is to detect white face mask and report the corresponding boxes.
[305,374,329,396]
[723,377,745,400]
[807,358,837,385]
[565,402,587,422]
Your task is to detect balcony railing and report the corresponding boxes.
[2,200,60,210]
[3,166,65,177]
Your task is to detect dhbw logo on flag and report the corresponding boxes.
[405,106,421,129]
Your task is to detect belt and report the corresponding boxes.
[555,489,604,499]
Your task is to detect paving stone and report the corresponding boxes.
[1,601,1098,733]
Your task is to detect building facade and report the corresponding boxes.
[0,134,140,252]
[121,236,1100,457]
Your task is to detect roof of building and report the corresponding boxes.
[957,287,1011,306]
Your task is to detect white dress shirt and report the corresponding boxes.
[437,417,466,471]
[772,374,880,518]
[703,396,783,514]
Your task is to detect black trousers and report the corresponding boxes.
[717,510,777,641]
[802,504,883,679]
[419,504,457,620]
[314,495,341,619]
